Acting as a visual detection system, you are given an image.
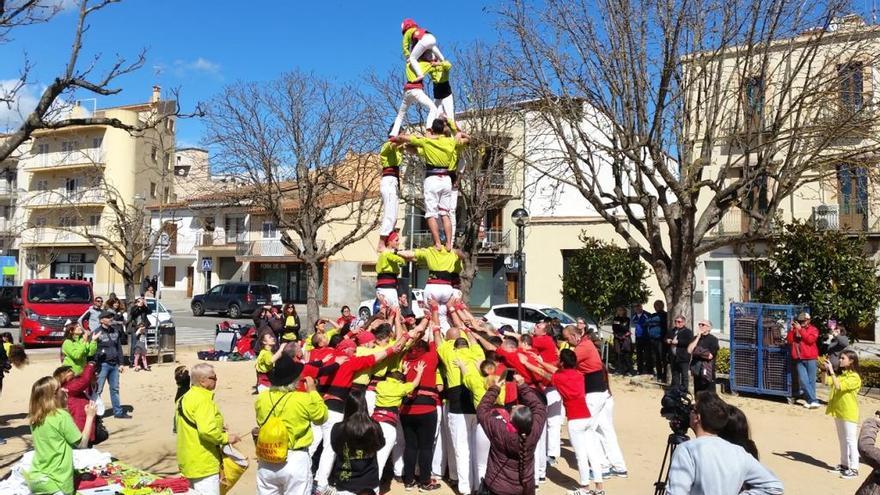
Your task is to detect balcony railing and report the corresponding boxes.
[196,231,247,247]
[812,204,868,232]
[22,148,105,170]
[22,189,105,208]
[0,183,17,197]
[407,229,509,251]
[21,227,89,244]
[708,208,749,236]
[236,239,325,257]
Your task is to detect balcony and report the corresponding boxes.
[406,229,509,251]
[816,104,876,138]
[812,204,868,232]
[21,227,92,246]
[708,208,749,236]
[195,230,247,250]
[22,189,106,209]
[21,148,105,172]
[236,238,325,260]
[0,182,17,199]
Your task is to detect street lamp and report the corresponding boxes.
[511,207,529,333]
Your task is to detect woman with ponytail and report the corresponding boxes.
[476,373,546,495]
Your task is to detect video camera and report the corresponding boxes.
[660,387,694,437]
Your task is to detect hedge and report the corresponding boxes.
[715,348,880,388]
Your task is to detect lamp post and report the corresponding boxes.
[511,207,529,333]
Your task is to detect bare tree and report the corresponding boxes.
[205,71,383,327]
[499,0,880,319]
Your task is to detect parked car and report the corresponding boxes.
[0,285,21,327]
[190,282,272,318]
[268,284,283,308]
[482,303,598,333]
[358,288,426,321]
[145,297,174,327]
[19,279,93,346]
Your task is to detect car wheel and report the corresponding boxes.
[191,302,205,316]
[358,306,371,320]
[228,303,242,319]
[0,312,9,327]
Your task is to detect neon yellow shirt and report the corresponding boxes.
[176,387,228,478]
[256,349,274,374]
[426,60,452,84]
[375,377,416,408]
[825,370,862,423]
[377,251,405,276]
[255,389,328,450]
[304,328,339,352]
[414,247,459,273]
[408,135,457,168]
[436,340,486,389]
[380,142,402,169]
[461,365,505,410]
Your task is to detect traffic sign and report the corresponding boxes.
[200,257,213,272]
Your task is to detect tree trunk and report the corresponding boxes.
[305,260,321,330]
[123,279,137,303]
[458,253,479,302]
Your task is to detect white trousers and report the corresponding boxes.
[376,287,400,310]
[390,89,437,137]
[189,474,220,495]
[379,176,399,236]
[432,404,448,478]
[447,412,477,494]
[366,390,376,416]
[476,423,491,482]
[587,391,627,471]
[424,284,455,330]
[568,417,606,485]
[313,409,344,488]
[423,175,453,219]
[257,384,269,393]
[545,387,563,459]
[448,188,459,239]
[433,95,455,125]
[836,418,859,469]
[409,33,445,77]
[376,421,404,477]
[534,417,547,480]
[257,450,312,495]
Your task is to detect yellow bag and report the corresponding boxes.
[255,393,290,464]
[220,444,248,495]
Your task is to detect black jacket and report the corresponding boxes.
[95,324,124,365]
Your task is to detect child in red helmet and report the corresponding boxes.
[401,18,445,81]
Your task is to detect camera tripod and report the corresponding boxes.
[654,433,689,495]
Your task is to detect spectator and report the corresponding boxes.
[132,324,150,371]
[650,300,668,381]
[666,391,783,495]
[337,305,355,329]
[668,315,694,391]
[631,303,652,375]
[857,411,880,495]
[176,363,241,495]
[611,306,633,375]
[253,306,273,330]
[824,321,850,372]
[824,349,863,479]
[254,355,328,495]
[721,404,759,460]
[787,312,820,409]
[688,320,720,392]
[329,390,386,495]
[61,323,96,375]
[281,303,301,343]
[173,366,190,434]
[54,363,103,445]
[398,293,416,321]
[94,310,129,419]
[477,375,547,495]
[26,376,97,495]
[141,276,150,296]
[79,296,104,331]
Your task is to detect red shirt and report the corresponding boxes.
[495,363,518,405]
[552,369,590,420]
[574,337,603,374]
[786,324,819,360]
[495,347,542,387]
[400,343,440,416]
[532,335,559,365]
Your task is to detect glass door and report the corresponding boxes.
[706,261,724,330]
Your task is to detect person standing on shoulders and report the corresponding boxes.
[688,320,720,392]
[94,311,128,419]
[176,363,241,495]
[824,349,863,479]
[668,316,694,391]
[788,312,820,409]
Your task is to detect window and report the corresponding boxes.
[35,179,48,192]
[151,145,158,162]
[150,182,157,198]
[36,143,49,154]
[742,76,764,127]
[165,154,172,171]
[165,119,175,133]
[88,214,101,227]
[58,216,78,227]
[837,163,868,230]
[262,221,277,239]
[61,141,79,152]
[233,284,247,295]
[494,307,518,319]
[839,62,865,113]
[33,217,46,228]
[163,186,170,203]
[207,285,222,295]
[92,137,103,149]
[65,178,81,197]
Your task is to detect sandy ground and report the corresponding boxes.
[1,351,878,495]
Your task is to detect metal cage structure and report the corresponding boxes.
[729,302,807,399]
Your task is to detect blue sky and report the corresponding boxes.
[0,0,501,146]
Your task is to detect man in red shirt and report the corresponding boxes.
[787,312,820,408]
[530,323,564,466]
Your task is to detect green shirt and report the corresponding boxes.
[176,386,229,478]
[414,247,459,273]
[256,349,274,374]
[408,135,458,169]
[28,410,81,495]
[377,250,405,276]
[61,337,97,375]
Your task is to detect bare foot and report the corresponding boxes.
[445,242,453,251]
[433,243,443,250]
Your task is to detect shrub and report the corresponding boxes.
[716,347,730,375]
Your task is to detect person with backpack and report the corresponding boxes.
[176,363,242,495]
[254,355,328,495]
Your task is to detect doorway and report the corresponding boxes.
[706,261,724,330]
[163,266,176,289]
[506,273,519,303]
[186,267,194,298]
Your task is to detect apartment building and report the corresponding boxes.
[0,142,19,285]
[688,15,880,339]
[16,86,176,296]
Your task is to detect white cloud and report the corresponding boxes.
[154,57,222,79]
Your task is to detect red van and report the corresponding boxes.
[20,279,93,346]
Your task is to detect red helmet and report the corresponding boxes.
[401,18,418,34]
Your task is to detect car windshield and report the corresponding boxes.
[540,307,576,324]
[27,283,91,303]
[146,300,167,312]
[269,286,279,295]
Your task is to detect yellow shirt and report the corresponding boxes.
[461,365,505,410]
[354,341,394,385]
[255,389,328,450]
[176,387,228,478]
[436,340,486,388]
[380,142,402,169]
[825,370,862,423]
[375,377,416,408]
[377,251,405,276]
[256,349,274,374]
[304,328,339,352]
[414,247,459,273]
[408,135,458,168]
[426,60,452,84]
